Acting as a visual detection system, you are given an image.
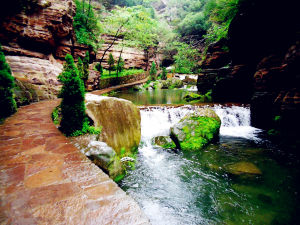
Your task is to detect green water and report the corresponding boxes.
[114,88,194,105]
[118,106,300,225]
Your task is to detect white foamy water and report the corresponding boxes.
[140,105,262,144]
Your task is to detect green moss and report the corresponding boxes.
[114,173,126,183]
[180,117,221,151]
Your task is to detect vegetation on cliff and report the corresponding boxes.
[0,45,17,122]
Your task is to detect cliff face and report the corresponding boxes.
[0,0,84,104]
[197,0,299,141]
[97,35,162,70]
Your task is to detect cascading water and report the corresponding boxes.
[120,105,298,225]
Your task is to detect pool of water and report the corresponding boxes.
[114,88,196,105]
[119,105,300,225]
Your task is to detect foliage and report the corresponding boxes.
[77,57,84,80]
[95,63,103,74]
[58,54,87,136]
[108,53,115,75]
[102,5,161,50]
[82,51,90,87]
[116,56,125,74]
[173,42,200,74]
[73,0,102,50]
[101,68,144,79]
[0,44,17,121]
[149,61,157,80]
[161,67,167,80]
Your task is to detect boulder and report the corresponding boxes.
[85,141,124,180]
[153,136,176,149]
[85,94,141,155]
[161,78,183,89]
[170,108,221,151]
[225,162,262,175]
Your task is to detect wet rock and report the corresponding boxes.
[85,141,125,180]
[153,136,176,149]
[225,162,262,175]
[85,94,141,155]
[170,108,221,151]
[161,77,184,89]
[6,56,62,102]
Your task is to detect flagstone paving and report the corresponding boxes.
[0,100,150,225]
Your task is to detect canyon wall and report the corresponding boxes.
[197,0,299,142]
[97,35,162,71]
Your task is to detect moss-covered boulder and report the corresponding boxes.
[183,91,212,103]
[161,77,184,89]
[85,94,141,155]
[170,108,221,151]
[153,136,176,149]
[225,161,262,175]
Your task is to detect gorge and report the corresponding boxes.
[0,0,299,224]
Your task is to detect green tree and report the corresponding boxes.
[161,67,167,80]
[82,51,90,88]
[58,54,86,136]
[108,53,115,76]
[95,63,103,75]
[73,0,102,50]
[116,56,125,76]
[0,44,17,121]
[77,57,84,80]
[149,61,157,81]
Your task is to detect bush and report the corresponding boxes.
[108,53,115,76]
[0,44,17,121]
[161,67,167,80]
[82,51,90,87]
[149,61,157,81]
[95,63,103,74]
[58,54,87,136]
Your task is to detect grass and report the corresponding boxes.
[101,69,144,79]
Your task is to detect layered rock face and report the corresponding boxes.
[85,94,141,155]
[6,56,63,104]
[197,0,299,142]
[97,35,162,70]
[0,0,78,60]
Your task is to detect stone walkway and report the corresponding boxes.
[0,100,150,224]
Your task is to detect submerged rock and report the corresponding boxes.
[153,136,176,149]
[170,108,221,151]
[85,94,141,155]
[226,161,262,175]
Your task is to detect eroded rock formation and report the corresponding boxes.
[197,0,299,143]
[85,94,141,155]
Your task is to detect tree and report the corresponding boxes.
[0,44,17,121]
[149,61,157,81]
[108,53,115,76]
[116,56,125,76]
[82,51,90,88]
[73,0,102,50]
[161,67,167,80]
[58,54,86,136]
[77,57,84,80]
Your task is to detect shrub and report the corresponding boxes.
[95,63,103,75]
[58,54,87,136]
[0,44,17,121]
[161,67,167,80]
[116,56,125,75]
[77,57,84,79]
[82,51,90,87]
[149,61,157,81]
[108,53,115,76]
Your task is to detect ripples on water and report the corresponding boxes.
[120,106,299,225]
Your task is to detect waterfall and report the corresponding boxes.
[140,105,262,144]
